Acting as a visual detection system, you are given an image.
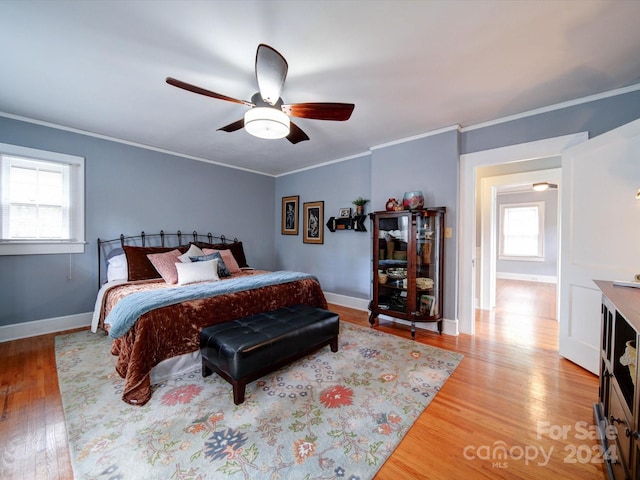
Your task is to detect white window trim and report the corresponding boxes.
[0,142,85,255]
[498,201,545,262]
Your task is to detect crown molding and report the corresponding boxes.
[462,83,640,132]
[275,150,370,177]
[370,125,461,151]
[0,111,274,177]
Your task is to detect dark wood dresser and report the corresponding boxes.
[594,280,640,479]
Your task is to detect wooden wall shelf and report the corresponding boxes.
[326,215,367,232]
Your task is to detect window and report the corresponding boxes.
[499,202,544,261]
[0,143,85,255]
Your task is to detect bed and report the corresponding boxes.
[92,231,328,406]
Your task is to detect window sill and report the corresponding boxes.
[0,241,86,256]
[498,255,544,262]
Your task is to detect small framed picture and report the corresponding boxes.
[281,195,299,235]
[339,207,351,218]
[303,201,324,244]
[420,294,436,316]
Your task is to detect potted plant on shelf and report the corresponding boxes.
[352,197,370,215]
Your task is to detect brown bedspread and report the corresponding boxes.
[98,270,328,405]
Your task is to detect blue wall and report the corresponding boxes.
[371,129,460,320]
[462,90,640,154]
[2,87,640,331]
[277,129,460,320]
[274,155,372,298]
[275,88,640,324]
[0,117,275,328]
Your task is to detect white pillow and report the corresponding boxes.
[107,253,128,282]
[177,244,205,263]
[175,259,220,285]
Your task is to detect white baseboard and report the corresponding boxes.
[323,291,370,311]
[324,291,459,336]
[2,291,459,343]
[496,272,557,284]
[0,312,92,343]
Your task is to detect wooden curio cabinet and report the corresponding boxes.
[368,208,445,339]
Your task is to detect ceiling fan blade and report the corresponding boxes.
[281,102,355,121]
[255,44,288,106]
[287,121,310,144]
[166,77,253,107]
[217,118,245,133]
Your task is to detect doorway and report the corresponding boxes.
[478,168,561,313]
[457,132,588,335]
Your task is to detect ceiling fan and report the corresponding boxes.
[166,44,355,144]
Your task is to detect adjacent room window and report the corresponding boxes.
[0,142,85,255]
[499,202,544,261]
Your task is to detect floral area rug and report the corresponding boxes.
[55,322,463,480]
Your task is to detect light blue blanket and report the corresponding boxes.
[107,271,317,339]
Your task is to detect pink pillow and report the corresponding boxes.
[146,249,182,284]
[203,248,241,274]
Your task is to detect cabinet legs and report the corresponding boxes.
[369,312,443,338]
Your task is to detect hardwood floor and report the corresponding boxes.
[0,280,603,479]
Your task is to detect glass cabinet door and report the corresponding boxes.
[374,213,410,316]
[415,212,441,318]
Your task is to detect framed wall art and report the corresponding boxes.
[303,201,324,244]
[281,195,299,235]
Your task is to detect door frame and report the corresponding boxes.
[457,132,588,335]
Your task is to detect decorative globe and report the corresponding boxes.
[402,191,424,210]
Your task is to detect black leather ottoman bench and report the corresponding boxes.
[200,304,340,405]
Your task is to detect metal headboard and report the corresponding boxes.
[97,230,238,289]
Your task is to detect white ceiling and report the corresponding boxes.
[1,0,639,176]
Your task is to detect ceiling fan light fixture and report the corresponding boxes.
[244,107,290,139]
[167,44,353,144]
[533,181,558,192]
